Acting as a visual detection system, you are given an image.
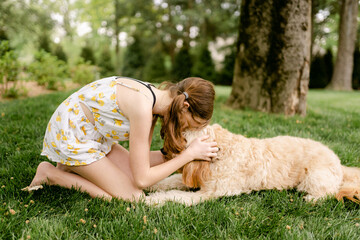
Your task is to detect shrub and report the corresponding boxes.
[80,45,96,65]
[98,47,115,78]
[143,52,167,83]
[217,50,236,86]
[70,59,99,85]
[27,50,68,90]
[171,47,193,82]
[0,41,20,97]
[353,47,360,90]
[309,49,333,89]
[192,44,216,83]
[122,37,145,79]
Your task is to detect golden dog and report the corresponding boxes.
[146,124,360,206]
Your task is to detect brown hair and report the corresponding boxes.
[159,77,215,160]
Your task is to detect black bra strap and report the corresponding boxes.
[115,77,156,108]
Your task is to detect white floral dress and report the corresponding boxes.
[41,76,153,166]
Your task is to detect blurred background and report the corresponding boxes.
[0,0,359,100]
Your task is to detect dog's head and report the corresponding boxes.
[181,124,224,188]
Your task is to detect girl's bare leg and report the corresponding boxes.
[25,161,112,200]
[25,143,163,201]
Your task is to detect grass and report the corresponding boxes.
[1,87,360,239]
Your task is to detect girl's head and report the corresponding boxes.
[159,77,215,160]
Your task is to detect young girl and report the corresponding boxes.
[23,76,218,201]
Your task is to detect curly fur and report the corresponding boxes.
[146,124,360,206]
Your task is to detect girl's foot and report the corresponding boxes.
[21,162,54,191]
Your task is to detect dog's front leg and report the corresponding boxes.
[146,174,188,192]
[145,190,211,206]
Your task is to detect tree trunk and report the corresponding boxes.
[327,0,358,90]
[227,0,311,116]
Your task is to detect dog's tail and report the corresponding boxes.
[336,166,360,204]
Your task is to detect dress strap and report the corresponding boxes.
[115,77,156,108]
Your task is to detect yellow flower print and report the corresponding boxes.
[114,119,123,126]
[93,113,100,119]
[67,144,74,150]
[110,94,116,101]
[124,133,129,138]
[96,137,102,142]
[62,136,68,141]
[56,114,61,122]
[99,92,104,98]
[92,107,99,113]
[91,96,96,102]
[99,121,105,126]
[94,126,98,131]
[88,148,97,153]
[72,148,80,154]
[56,133,61,140]
[78,94,85,101]
[55,150,60,155]
[75,138,81,144]
[74,109,80,115]
[61,129,64,135]
[64,99,70,106]
[48,123,51,132]
[81,126,87,135]
[112,108,117,113]
[51,142,57,148]
[74,160,80,166]
[69,120,76,129]
[97,99,105,106]
[67,157,72,161]
[81,162,87,165]
[60,159,64,164]
[110,81,116,87]
[65,161,71,166]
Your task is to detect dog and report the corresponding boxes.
[146,124,360,206]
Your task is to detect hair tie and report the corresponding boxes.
[183,92,189,100]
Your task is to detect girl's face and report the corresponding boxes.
[183,111,208,130]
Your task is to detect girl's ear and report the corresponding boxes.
[183,101,190,109]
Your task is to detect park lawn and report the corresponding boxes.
[0,87,360,239]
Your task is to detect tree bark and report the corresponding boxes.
[327,0,359,90]
[227,0,311,116]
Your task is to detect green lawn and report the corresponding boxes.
[1,87,360,239]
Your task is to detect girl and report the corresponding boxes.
[23,76,218,201]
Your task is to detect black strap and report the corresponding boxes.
[115,77,156,108]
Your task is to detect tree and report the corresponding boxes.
[227,0,311,116]
[192,44,216,83]
[327,0,359,90]
[80,44,96,65]
[122,36,145,79]
[171,46,193,81]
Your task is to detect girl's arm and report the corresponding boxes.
[128,104,216,189]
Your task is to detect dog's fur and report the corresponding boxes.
[146,124,360,206]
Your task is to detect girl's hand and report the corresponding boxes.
[183,135,218,162]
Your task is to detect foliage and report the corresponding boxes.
[352,47,360,90]
[38,34,52,53]
[0,40,19,97]
[309,49,333,88]
[1,87,360,239]
[191,44,217,83]
[122,37,145,79]
[143,51,168,83]
[80,45,96,65]
[53,44,67,63]
[98,47,115,78]
[27,50,68,90]
[70,60,99,85]
[171,47,193,81]
[217,50,236,86]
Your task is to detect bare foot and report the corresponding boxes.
[22,162,54,191]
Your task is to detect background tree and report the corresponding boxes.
[191,44,216,83]
[121,36,145,79]
[228,0,312,116]
[327,0,359,90]
[171,46,193,81]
